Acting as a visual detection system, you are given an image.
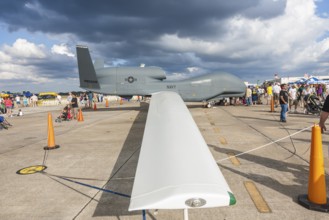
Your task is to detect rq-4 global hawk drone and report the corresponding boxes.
[76,45,245,219]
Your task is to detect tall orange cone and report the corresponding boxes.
[77,109,84,122]
[298,124,329,212]
[120,98,123,105]
[105,98,109,107]
[44,113,60,150]
[93,102,97,111]
[270,96,274,112]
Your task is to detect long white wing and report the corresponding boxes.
[129,91,235,211]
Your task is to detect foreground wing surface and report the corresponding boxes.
[129,91,235,211]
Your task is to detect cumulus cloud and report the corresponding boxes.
[51,44,75,57]
[0,38,77,91]
[152,0,329,79]
[0,0,328,91]
[3,38,46,59]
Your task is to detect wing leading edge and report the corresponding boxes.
[129,91,235,211]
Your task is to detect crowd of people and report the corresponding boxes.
[2,84,329,124]
[244,83,328,108]
[0,94,39,117]
[243,82,329,122]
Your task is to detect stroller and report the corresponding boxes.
[0,116,12,130]
[303,94,323,115]
[55,105,72,122]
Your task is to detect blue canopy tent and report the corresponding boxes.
[305,77,325,85]
[292,78,307,85]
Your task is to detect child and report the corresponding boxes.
[55,105,70,122]
[17,109,23,116]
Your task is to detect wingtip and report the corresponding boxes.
[228,191,236,205]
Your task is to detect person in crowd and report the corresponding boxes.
[279,84,289,122]
[0,115,12,129]
[319,95,329,133]
[273,82,281,107]
[316,84,323,101]
[56,94,62,105]
[88,91,93,108]
[82,92,88,108]
[266,83,273,105]
[245,86,252,106]
[17,109,23,116]
[70,93,79,119]
[66,92,72,104]
[4,97,13,117]
[30,94,38,107]
[23,96,28,107]
[297,84,305,108]
[15,95,21,108]
[288,84,298,113]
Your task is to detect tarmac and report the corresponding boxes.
[1,100,329,220]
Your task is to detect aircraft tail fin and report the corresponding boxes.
[76,45,100,90]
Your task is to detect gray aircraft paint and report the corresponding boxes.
[76,45,246,102]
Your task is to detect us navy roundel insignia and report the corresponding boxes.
[127,76,134,83]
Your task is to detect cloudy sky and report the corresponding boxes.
[0,0,329,93]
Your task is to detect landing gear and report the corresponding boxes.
[202,101,211,108]
[202,101,213,108]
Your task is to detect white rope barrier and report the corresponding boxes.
[217,125,314,163]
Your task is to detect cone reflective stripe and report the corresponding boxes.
[308,125,326,204]
[44,113,60,150]
[77,109,84,122]
[105,99,109,107]
[298,124,329,212]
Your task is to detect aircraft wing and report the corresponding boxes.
[129,91,235,211]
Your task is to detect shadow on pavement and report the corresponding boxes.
[213,146,329,204]
[92,102,149,218]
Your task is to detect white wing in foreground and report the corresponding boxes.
[129,91,235,211]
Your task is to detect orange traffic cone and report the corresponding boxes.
[44,113,60,150]
[298,124,329,212]
[120,98,123,105]
[270,96,274,112]
[93,102,97,111]
[77,109,84,122]
[105,99,109,108]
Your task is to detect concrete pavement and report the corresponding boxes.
[0,101,329,219]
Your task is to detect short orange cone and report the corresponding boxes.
[105,99,109,108]
[93,102,97,111]
[44,113,60,150]
[298,124,329,212]
[77,109,84,122]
